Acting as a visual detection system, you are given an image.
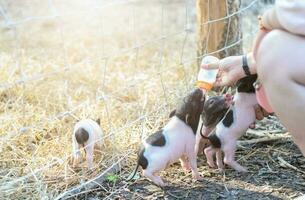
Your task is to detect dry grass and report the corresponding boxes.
[0,0,276,199]
[0,1,199,199]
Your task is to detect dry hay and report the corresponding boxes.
[1,1,303,200]
[0,1,198,199]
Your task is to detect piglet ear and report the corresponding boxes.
[186,114,192,126]
[201,111,207,125]
[96,118,101,125]
[201,95,206,104]
[169,109,176,118]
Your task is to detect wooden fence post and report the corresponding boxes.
[196,0,242,64]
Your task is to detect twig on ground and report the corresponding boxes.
[238,133,290,146]
[104,182,129,200]
[166,190,186,199]
[247,129,284,135]
[277,156,305,175]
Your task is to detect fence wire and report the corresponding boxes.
[0,0,262,198]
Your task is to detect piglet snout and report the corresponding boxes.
[224,94,233,104]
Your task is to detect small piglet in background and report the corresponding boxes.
[128,88,205,187]
[72,118,103,170]
[201,75,258,172]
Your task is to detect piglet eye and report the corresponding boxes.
[209,100,215,105]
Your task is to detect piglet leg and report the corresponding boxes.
[72,141,81,167]
[143,170,166,187]
[187,149,202,180]
[85,145,94,170]
[180,155,191,171]
[215,150,224,171]
[204,146,216,168]
[195,125,211,157]
[194,133,202,158]
[223,142,247,173]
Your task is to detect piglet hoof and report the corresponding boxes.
[249,123,255,129]
[87,164,95,172]
[156,181,167,188]
[183,167,191,172]
[192,173,203,181]
[207,161,216,169]
[72,160,79,168]
[217,167,224,173]
[236,167,248,173]
[180,158,191,172]
[182,164,191,172]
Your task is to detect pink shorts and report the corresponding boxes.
[255,83,274,113]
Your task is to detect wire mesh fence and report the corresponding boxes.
[0,0,273,198]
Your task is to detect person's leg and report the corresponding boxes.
[257,30,305,155]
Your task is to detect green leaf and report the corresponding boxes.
[106,173,119,183]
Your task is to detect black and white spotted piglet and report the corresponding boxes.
[72,119,103,170]
[201,75,258,172]
[128,88,205,187]
[194,94,233,165]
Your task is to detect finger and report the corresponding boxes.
[220,76,233,87]
[201,61,219,70]
[214,78,226,87]
[216,70,223,79]
[249,123,256,129]
[262,107,270,117]
[254,105,264,120]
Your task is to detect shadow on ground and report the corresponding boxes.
[71,138,305,200]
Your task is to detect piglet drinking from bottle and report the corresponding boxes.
[199,75,258,172]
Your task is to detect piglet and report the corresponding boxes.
[202,75,258,172]
[128,88,205,187]
[194,94,233,165]
[72,118,103,170]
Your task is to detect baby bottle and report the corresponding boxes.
[197,56,219,91]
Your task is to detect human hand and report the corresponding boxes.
[249,104,272,129]
[249,104,271,129]
[258,15,267,31]
[201,56,247,87]
[254,104,270,120]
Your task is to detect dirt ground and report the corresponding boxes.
[69,118,305,200]
[2,1,304,199]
